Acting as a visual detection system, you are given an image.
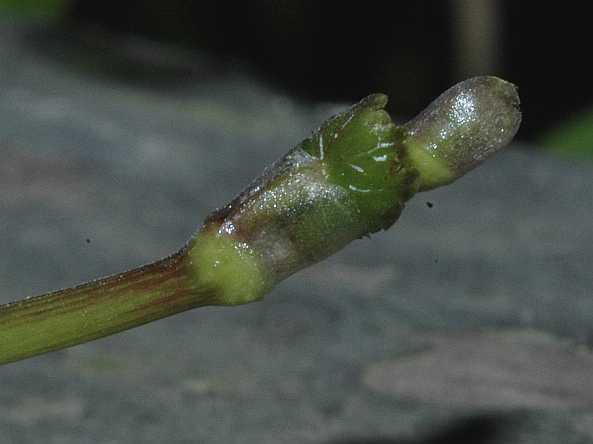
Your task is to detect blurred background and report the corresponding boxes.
[1,2,593,444]
[1,0,592,154]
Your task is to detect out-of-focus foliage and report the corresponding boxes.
[0,0,68,19]
[541,109,593,159]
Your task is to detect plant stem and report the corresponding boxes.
[0,76,521,365]
[0,247,216,364]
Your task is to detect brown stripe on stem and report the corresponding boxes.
[0,248,218,364]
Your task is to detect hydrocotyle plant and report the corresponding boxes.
[0,76,521,365]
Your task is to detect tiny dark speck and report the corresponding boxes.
[426,201,434,208]
[434,258,439,263]
[86,238,91,244]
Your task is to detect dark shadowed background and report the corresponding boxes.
[59,1,593,143]
[3,0,593,146]
[1,2,592,443]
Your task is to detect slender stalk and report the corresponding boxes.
[0,247,219,364]
[0,76,521,365]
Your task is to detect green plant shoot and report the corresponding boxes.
[0,76,521,365]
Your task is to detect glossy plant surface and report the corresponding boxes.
[0,77,521,365]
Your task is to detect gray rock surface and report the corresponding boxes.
[1,18,593,444]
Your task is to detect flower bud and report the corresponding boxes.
[405,76,521,190]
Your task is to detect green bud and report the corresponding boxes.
[302,94,418,233]
[404,76,521,190]
[0,77,522,365]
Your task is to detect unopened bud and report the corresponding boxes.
[404,76,521,191]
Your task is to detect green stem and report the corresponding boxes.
[0,248,215,364]
[0,76,521,365]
